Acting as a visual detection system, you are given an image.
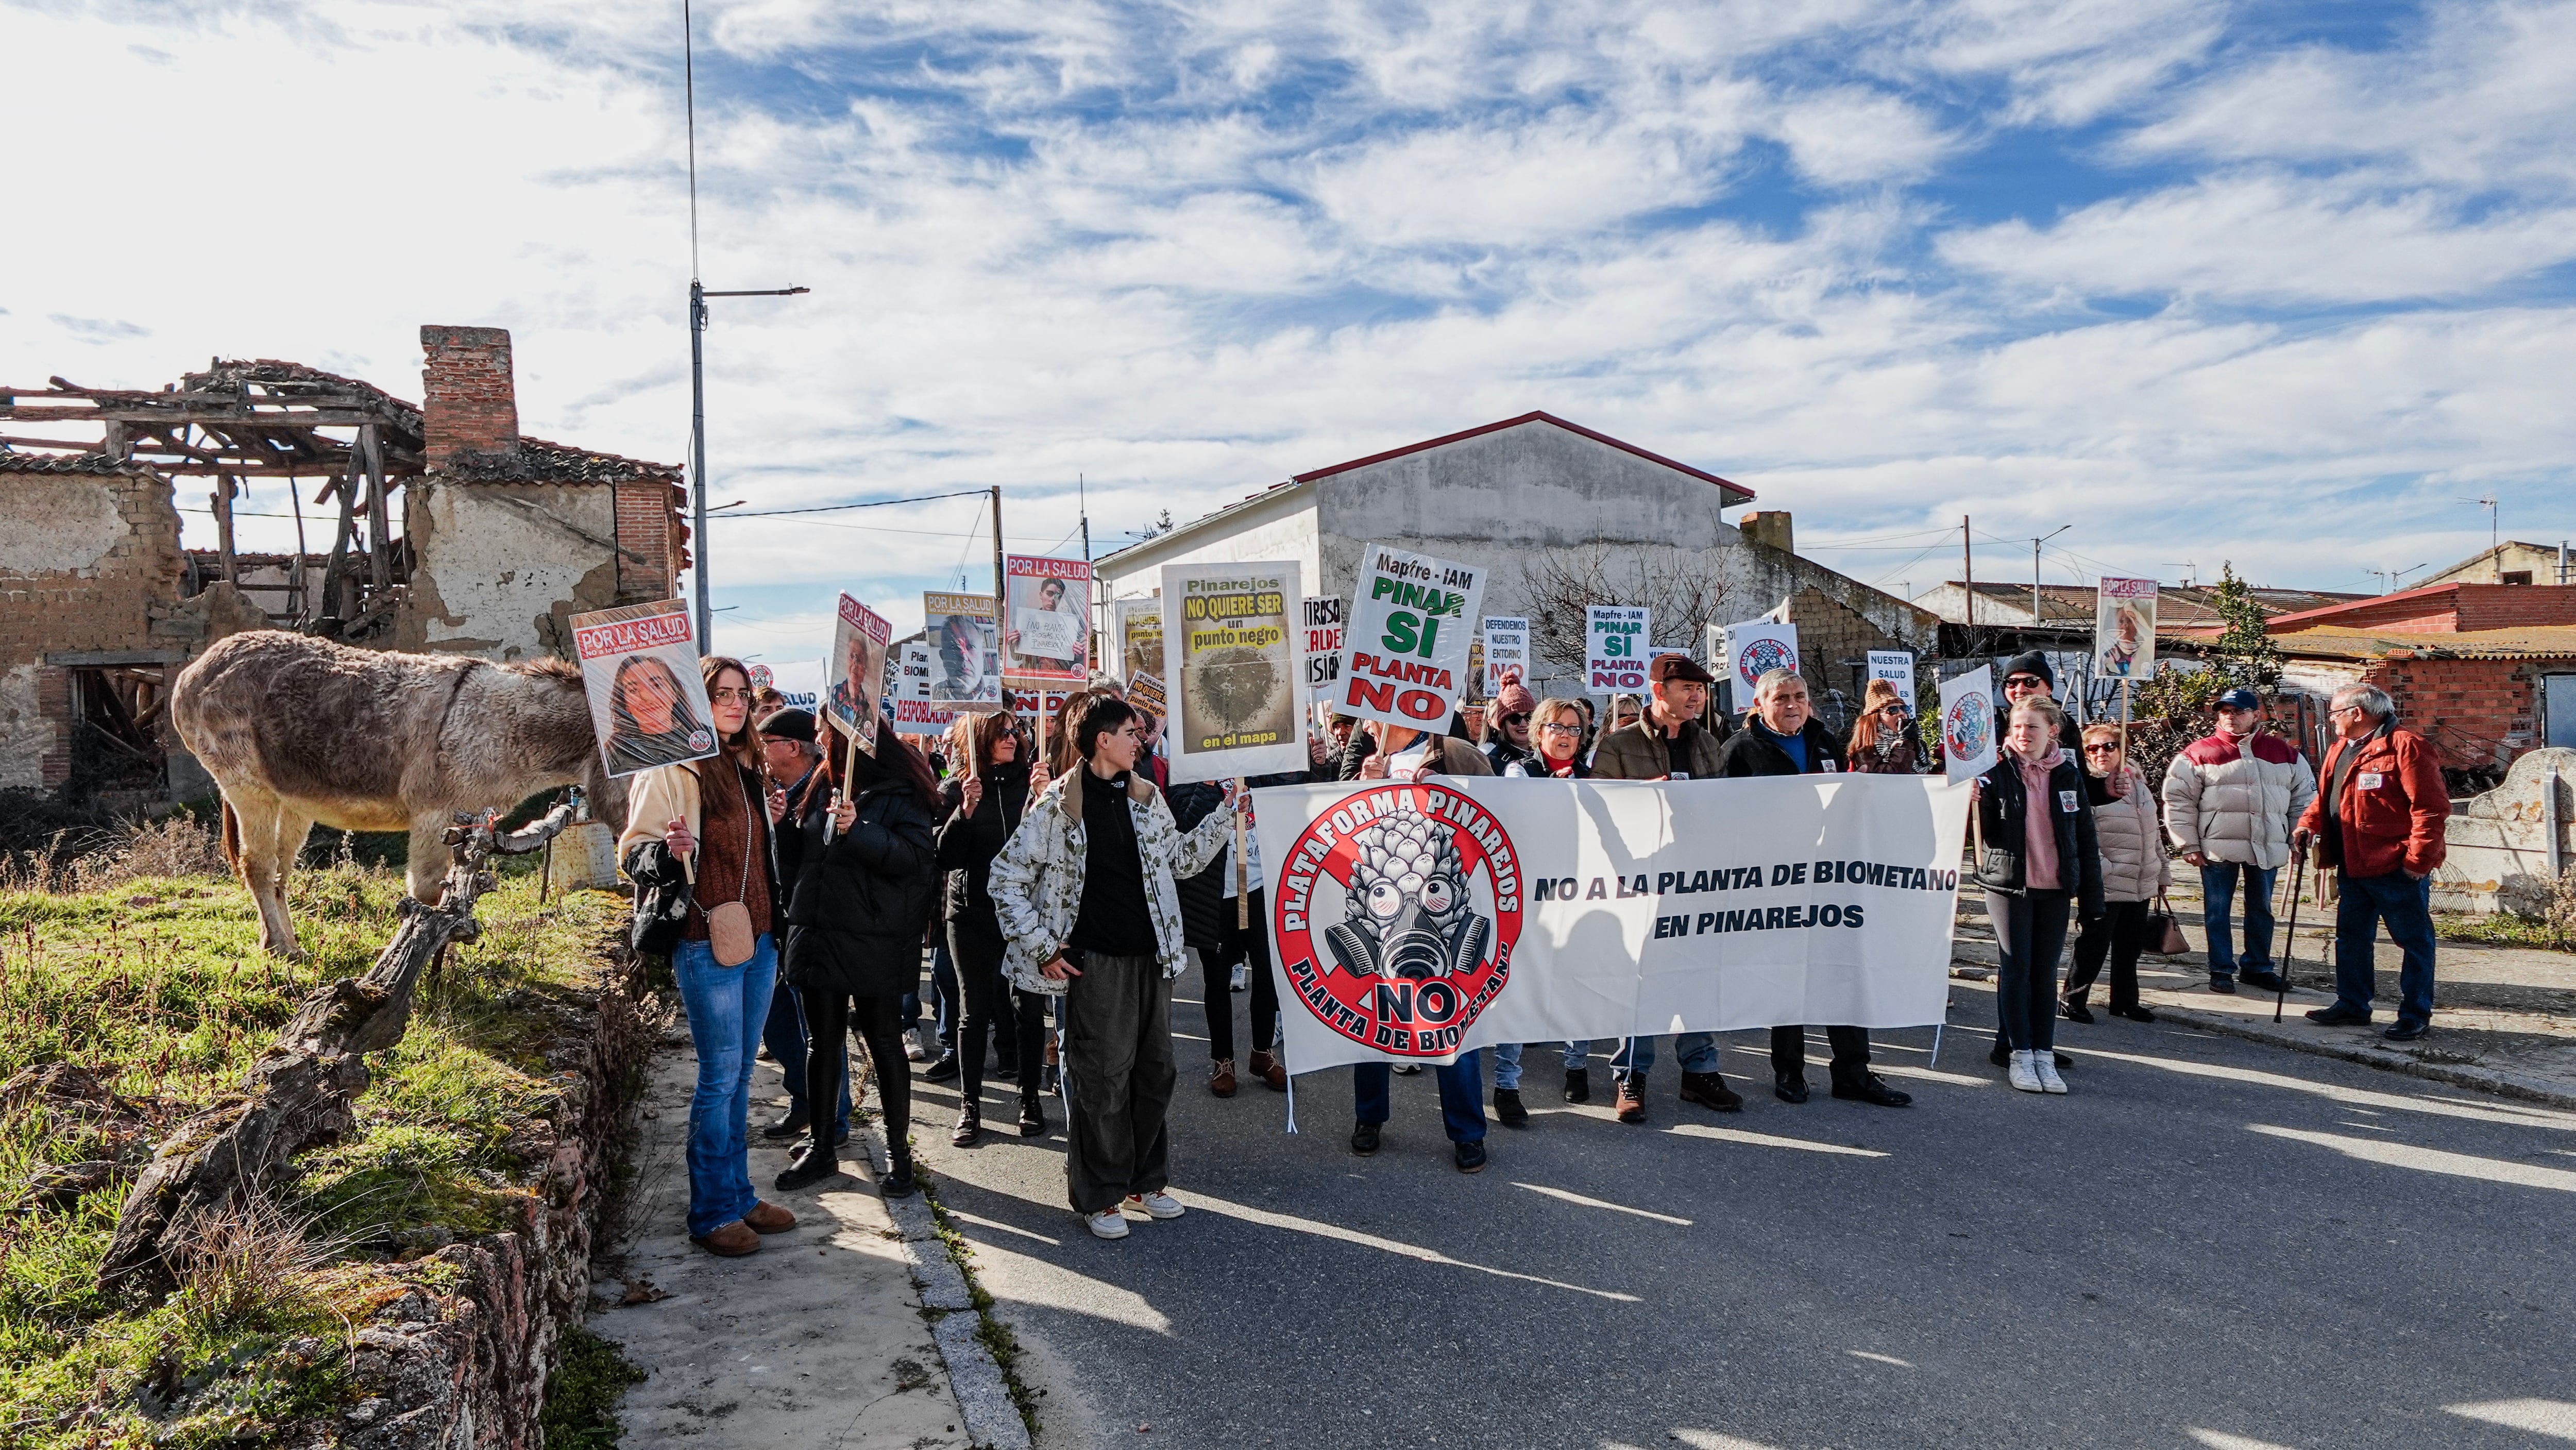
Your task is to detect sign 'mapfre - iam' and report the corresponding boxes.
[1332,544,1485,731]
[1586,606,1650,695]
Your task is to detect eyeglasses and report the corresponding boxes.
[2082,743,2121,755]
[709,687,755,703]
[1537,722,1582,736]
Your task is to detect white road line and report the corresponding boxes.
[1511,1182,1692,1225]
[1666,1124,1890,1157]
[1168,1189,1642,1302]
[2249,1125,2576,1193]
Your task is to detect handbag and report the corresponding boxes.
[2145,891,2190,955]
[701,765,759,968]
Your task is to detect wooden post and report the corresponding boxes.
[1234,775,1249,930]
[211,473,239,584]
[362,424,389,591]
[2116,677,2131,776]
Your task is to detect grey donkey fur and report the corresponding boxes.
[172,630,625,956]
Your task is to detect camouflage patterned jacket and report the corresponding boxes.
[987,766,1235,994]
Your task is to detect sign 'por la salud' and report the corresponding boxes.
[1331,544,1485,731]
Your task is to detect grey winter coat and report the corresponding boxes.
[2088,762,2172,904]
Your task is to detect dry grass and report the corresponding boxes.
[1,815,231,896]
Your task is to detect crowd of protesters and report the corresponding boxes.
[624,649,2451,1253]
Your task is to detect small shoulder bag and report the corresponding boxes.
[701,765,759,968]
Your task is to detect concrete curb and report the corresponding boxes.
[854,1119,1033,1450]
[2143,1001,2576,1113]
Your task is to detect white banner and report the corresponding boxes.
[1256,775,1968,1072]
[1866,650,1914,701]
[1160,561,1306,785]
[2095,577,2158,679]
[1301,597,1345,694]
[1331,543,1484,732]
[1585,605,1650,695]
[1939,665,1998,784]
[750,659,826,715]
[1481,616,1529,696]
[892,643,955,733]
[1723,618,1800,696]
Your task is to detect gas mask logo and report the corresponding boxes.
[1273,784,1523,1060]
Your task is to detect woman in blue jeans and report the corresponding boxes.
[620,656,798,1257]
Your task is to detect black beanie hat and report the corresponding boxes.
[2001,650,2054,690]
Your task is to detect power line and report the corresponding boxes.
[708,486,993,519]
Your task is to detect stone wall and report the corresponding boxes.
[0,466,185,791]
[396,482,624,660]
[2433,748,2576,916]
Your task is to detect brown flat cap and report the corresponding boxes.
[1647,652,1715,685]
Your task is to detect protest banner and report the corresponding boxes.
[1002,555,1093,682]
[1253,773,1970,1072]
[1301,597,1345,694]
[570,599,719,779]
[893,642,955,735]
[1160,562,1304,785]
[1481,616,1529,696]
[1866,650,1915,701]
[2095,578,2157,680]
[1723,618,1801,696]
[1115,597,1163,683]
[1939,664,1997,786]
[923,591,1002,711]
[749,660,826,714]
[1127,670,1167,723]
[824,594,894,763]
[1331,544,1484,732]
[1586,606,1649,695]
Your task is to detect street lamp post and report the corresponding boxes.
[689,280,807,645]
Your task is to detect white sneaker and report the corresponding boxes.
[2007,1050,2043,1093]
[2035,1053,2068,1094]
[1229,963,1248,993]
[1084,1209,1130,1240]
[1127,1190,1184,1221]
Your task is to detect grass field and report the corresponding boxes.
[0,831,629,1448]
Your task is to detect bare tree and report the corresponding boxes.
[1517,544,1737,675]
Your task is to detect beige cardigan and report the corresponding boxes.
[617,754,759,878]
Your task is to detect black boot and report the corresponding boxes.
[1018,1096,1046,1138]
[922,1052,960,1083]
[951,1104,982,1148]
[1563,1067,1590,1103]
[880,1150,917,1199]
[773,1141,841,1192]
[1494,1088,1529,1127]
[761,1106,811,1140]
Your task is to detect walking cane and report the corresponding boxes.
[2273,844,2308,1024]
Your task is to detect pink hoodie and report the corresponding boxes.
[2014,743,2066,890]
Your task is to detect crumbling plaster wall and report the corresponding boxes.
[399,482,622,661]
[0,470,185,790]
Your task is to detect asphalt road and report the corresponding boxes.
[902,987,2576,1450]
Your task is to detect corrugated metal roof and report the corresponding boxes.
[0,451,158,477]
[2272,625,2576,662]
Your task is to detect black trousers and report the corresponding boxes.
[947,912,1026,1108]
[2065,899,2150,1011]
[804,990,909,1165]
[1988,888,2073,1051]
[1060,951,1174,1213]
[1199,888,1280,1062]
[1770,1024,1872,1086]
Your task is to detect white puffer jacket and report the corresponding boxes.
[2090,763,2171,903]
[2162,730,2316,871]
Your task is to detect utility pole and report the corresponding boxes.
[2461,493,2499,580]
[989,483,1007,617]
[2030,525,2071,633]
[1961,515,1974,640]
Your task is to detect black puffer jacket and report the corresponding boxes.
[781,764,939,998]
[935,762,1031,924]
[1973,751,2106,918]
[1713,717,1846,778]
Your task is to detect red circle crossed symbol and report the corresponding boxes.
[1272,782,1524,1059]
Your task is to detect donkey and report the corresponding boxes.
[172,630,625,957]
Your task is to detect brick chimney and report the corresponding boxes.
[1739,510,1794,555]
[420,324,520,468]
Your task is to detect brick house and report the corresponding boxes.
[0,326,686,806]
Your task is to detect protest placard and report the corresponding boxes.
[1481,616,1529,696]
[1002,555,1093,682]
[1866,650,1915,701]
[1331,544,1484,731]
[1115,597,1163,683]
[2096,578,2158,680]
[1939,664,1997,785]
[1160,562,1304,784]
[891,642,955,735]
[1586,606,1650,695]
[1301,597,1345,694]
[824,594,894,757]
[748,660,826,714]
[569,599,719,779]
[1127,670,1167,721]
[1253,772,1971,1071]
[1723,618,1801,696]
[922,591,1001,712]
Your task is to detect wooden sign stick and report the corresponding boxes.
[1234,775,1249,930]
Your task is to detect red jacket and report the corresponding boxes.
[2295,723,2449,880]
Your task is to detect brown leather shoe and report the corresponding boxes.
[1209,1058,1238,1098]
[742,1201,797,1234]
[1615,1077,1648,1124]
[691,1220,761,1256]
[1248,1049,1287,1092]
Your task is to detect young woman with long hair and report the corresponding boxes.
[935,709,1055,1143]
[1844,678,1926,774]
[772,716,943,1196]
[617,656,795,1256]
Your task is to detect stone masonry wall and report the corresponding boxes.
[0,469,185,790]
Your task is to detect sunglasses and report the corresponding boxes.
[2005,676,2046,690]
[2082,743,2121,754]
[1499,713,1529,728]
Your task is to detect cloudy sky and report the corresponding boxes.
[6,0,2572,665]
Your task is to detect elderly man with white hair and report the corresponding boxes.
[2294,683,2450,1042]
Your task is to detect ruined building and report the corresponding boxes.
[1,326,685,807]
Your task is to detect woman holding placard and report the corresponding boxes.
[1972,695,2105,1095]
[936,711,1053,1142]
[618,657,795,1257]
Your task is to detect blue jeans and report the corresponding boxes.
[2199,861,2279,979]
[1491,1041,1591,1091]
[2334,871,2438,1026]
[1614,1032,1720,1080]
[674,934,778,1237]
[760,983,851,1136]
[1354,1051,1486,1144]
